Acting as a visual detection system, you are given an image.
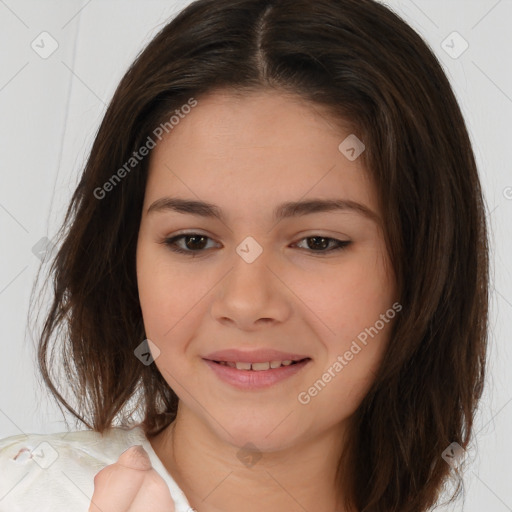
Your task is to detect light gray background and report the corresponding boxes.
[0,1,511,510]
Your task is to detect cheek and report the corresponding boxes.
[297,318,394,429]
[136,242,192,340]
[136,244,221,367]
[292,247,395,337]
[136,254,203,387]
[292,248,395,410]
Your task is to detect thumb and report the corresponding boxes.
[89,446,153,512]
[117,445,153,470]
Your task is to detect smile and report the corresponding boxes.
[212,359,306,370]
[203,358,311,389]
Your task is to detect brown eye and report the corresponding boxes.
[162,233,351,257]
[182,235,209,250]
[306,236,330,251]
[295,236,351,253]
[163,233,219,255]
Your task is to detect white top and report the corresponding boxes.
[0,424,193,512]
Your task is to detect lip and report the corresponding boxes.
[203,358,311,390]
[203,348,310,364]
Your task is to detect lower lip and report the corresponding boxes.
[203,359,311,390]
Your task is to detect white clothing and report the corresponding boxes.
[0,424,193,511]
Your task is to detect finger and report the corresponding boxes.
[128,470,176,512]
[116,445,152,471]
[88,446,152,512]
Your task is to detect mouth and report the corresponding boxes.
[206,358,311,371]
[202,357,312,389]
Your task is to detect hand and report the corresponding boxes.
[88,445,176,512]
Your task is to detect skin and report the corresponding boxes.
[89,446,175,512]
[132,89,398,512]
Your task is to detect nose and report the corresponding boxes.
[210,245,292,331]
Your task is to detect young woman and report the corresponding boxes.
[0,0,489,511]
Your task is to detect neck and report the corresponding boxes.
[149,408,353,512]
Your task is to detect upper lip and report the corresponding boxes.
[203,349,310,363]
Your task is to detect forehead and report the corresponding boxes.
[145,90,378,221]
[153,89,353,154]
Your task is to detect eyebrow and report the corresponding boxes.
[146,196,380,224]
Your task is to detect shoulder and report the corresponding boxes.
[0,424,148,512]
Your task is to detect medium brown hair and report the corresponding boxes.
[32,0,489,510]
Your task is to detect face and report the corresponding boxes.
[136,90,398,452]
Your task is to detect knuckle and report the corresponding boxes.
[93,463,115,485]
[146,471,166,490]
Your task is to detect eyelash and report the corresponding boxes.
[161,233,351,257]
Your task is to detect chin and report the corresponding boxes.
[205,410,303,453]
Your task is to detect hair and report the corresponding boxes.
[30,0,489,510]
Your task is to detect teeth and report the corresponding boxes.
[217,359,302,370]
[251,362,270,371]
